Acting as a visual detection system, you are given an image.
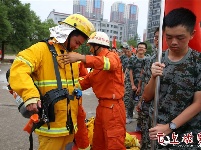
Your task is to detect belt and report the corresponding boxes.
[98,99,122,108]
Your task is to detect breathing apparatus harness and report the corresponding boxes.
[60,34,82,134]
[29,39,82,150]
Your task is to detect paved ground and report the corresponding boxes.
[0,57,138,150]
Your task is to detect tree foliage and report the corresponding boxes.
[127,34,141,48]
[76,41,91,55]
[0,3,12,42]
[144,40,153,55]
[0,0,56,54]
[126,34,152,55]
[0,0,152,56]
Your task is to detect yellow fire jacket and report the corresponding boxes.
[10,41,80,137]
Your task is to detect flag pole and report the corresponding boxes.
[151,0,165,149]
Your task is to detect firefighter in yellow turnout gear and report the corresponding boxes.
[9,14,95,150]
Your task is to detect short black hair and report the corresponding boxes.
[162,7,196,33]
[6,69,10,82]
[69,29,88,40]
[137,42,147,49]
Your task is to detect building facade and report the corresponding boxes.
[146,0,161,44]
[47,11,125,43]
[110,2,126,23]
[89,19,125,42]
[125,4,138,40]
[47,9,70,24]
[73,0,104,20]
[110,2,138,41]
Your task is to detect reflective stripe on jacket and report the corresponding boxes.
[10,42,81,137]
[79,48,124,100]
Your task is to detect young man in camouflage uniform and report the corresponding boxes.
[127,42,148,126]
[116,49,123,57]
[151,27,159,56]
[123,47,135,124]
[143,8,201,149]
[136,27,159,149]
[120,43,130,73]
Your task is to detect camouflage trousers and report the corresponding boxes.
[123,84,137,118]
[140,111,151,150]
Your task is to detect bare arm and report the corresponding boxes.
[149,91,201,140]
[129,69,137,91]
[172,91,201,128]
[143,62,165,101]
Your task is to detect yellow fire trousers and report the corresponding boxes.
[38,134,74,150]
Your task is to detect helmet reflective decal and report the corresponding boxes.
[60,14,95,37]
[87,32,110,47]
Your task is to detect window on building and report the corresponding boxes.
[102,23,106,27]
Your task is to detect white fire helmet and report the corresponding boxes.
[87,32,110,47]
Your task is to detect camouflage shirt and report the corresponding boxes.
[127,56,145,86]
[120,54,128,73]
[140,56,153,114]
[148,48,201,148]
[124,55,135,85]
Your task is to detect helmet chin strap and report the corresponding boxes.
[93,45,101,56]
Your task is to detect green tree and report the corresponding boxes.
[29,14,56,45]
[1,0,57,54]
[144,40,152,55]
[6,2,33,52]
[0,2,12,42]
[127,34,142,48]
[127,38,137,48]
[0,2,13,58]
[40,19,57,40]
[76,41,90,55]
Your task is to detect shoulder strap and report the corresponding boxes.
[46,41,63,89]
[28,40,64,150]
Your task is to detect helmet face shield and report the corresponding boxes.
[60,14,95,37]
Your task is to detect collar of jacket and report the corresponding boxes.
[97,48,110,56]
[53,43,67,69]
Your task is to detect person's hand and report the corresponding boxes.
[136,87,141,95]
[58,53,84,65]
[151,62,165,78]
[26,101,41,113]
[136,101,142,112]
[149,124,172,140]
[131,85,137,91]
